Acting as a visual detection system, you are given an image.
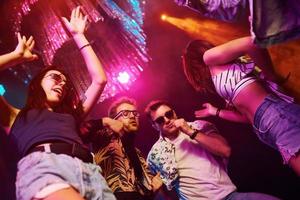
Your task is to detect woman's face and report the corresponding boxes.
[41,70,67,107]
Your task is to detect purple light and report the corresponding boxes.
[117,71,130,84]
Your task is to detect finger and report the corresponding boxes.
[62,17,71,29]
[31,54,38,60]
[28,40,35,50]
[22,35,26,44]
[17,32,22,43]
[195,109,205,114]
[155,172,160,177]
[202,103,209,108]
[26,36,34,46]
[70,8,75,20]
[78,9,83,20]
[75,6,80,19]
[194,110,205,117]
[83,15,88,23]
[62,17,68,24]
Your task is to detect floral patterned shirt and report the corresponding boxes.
[147,120,219,190]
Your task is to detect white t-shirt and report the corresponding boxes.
[170,132,236,200]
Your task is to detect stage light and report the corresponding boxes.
[0,84,5,96]
[117,71,130,84]
[161,14,167,21]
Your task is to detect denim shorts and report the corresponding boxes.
[253,95,300,164]
[16,152,116,200]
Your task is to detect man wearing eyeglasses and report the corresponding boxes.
[81,97,163,200]
[144,100,280,200]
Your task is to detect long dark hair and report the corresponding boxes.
[19,66,83,121]
[182,40,217,94]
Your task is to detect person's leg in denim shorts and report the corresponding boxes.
[16,152,116,200]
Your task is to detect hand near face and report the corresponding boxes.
[14,32,38,62]
[103,117,125,137]
[173,118,194,135]
[194,103,217,118]
[62,6,88,36]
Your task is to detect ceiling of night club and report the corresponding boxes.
[0,0,151,104]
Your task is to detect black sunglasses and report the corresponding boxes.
[153,110,174,125]
[114,110,140,119]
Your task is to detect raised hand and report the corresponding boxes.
[62,6,88,36]
[194,103,217,118]
[13,32,38,62]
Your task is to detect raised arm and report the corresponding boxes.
[194,103,250,123]
[62,6,107,118]
[203,36,279,82]
[174,119,231,158]
[0,33,38,71]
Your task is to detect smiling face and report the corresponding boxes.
[115,103,139,133]
[150,104,179,138]
[40,70,67,107]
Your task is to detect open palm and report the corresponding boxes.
[194,103,217,118]
[62,6,88,35]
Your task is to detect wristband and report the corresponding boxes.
[190,130,199,140]
[216,108,221,117]
[79,43,91,51]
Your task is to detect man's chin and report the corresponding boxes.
[125,125,139,133]
[163,127,178,136]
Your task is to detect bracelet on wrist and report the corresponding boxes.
[190,130,199,140]
[216,108,221,117]
[79,43,91,51]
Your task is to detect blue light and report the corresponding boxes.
[0,84,5,96]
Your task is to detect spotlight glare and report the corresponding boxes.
[161,14,167,21]
[117,71,130,84]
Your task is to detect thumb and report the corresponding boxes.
[32,54,38,60]
[195,110,205,118]
[154,172,160,179]
[202,103,210,108]
[61,17,71,28]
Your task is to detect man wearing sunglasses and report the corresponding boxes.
[82,97,163,200]
[145,100,280,200]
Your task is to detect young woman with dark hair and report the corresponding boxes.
[182,36,300,176]
[3,6,116,200]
